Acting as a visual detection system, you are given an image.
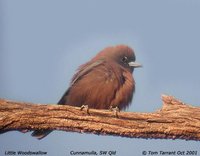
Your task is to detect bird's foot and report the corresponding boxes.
[80,105,90,115]
[109,106,120,118]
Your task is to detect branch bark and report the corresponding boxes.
[0,95,200,141]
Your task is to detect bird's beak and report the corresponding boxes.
[128,61,142,68]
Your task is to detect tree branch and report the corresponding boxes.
[0,95,200,141]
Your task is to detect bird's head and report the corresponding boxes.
[94,45,142,73]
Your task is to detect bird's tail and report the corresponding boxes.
[31,90,69,140]
[31,130,52,140]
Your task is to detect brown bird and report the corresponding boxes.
[32,45,142,139]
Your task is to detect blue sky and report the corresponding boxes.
[0,0,200,156]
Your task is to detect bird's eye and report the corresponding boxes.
[121,56,128,63]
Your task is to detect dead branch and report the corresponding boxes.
[0,95,200,141]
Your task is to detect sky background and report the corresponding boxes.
[0,0,200,156]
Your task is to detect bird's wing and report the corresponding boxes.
[61,61,121,108]
[58,59,104,104]
[71,59,104,86]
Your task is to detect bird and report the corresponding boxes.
[31,45,142,139]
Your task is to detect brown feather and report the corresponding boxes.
[32,44,141,139]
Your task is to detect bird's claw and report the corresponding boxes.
[109,106,120,118]
[80,105,90,115]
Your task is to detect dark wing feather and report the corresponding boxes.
[58,59,104,105]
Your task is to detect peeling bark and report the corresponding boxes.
[0,95,200,141]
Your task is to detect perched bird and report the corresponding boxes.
[32,45,142,139]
